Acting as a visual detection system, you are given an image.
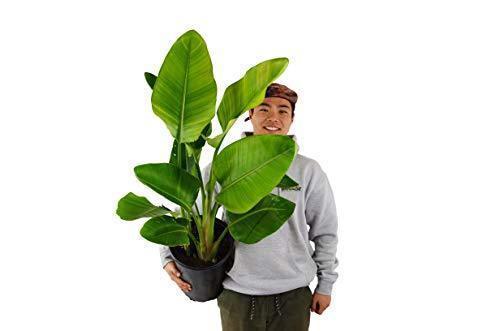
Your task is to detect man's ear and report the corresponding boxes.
[249,108,254,118]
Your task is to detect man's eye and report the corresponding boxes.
[259,109,268,112]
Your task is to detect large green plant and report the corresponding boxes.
[116,29,299,262]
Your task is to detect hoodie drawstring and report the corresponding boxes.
[249,295,282,320]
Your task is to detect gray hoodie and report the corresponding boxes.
[159,132,339,295]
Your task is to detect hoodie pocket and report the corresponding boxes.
[303,255,318,283]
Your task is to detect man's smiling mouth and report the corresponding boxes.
[263,126,281,131]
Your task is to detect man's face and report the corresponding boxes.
[249,97,294,135]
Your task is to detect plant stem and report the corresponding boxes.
[193,203,201,218]
[187,208,203,238]
[200,131,231,262]
[187,231,202,258]
[208,226,229,261]
[206,130,228,202]
[177,141,182,168]
[194,213,203,234]
[208,202,220,244]
[195,161,206,203]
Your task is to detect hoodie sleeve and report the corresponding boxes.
[305,161,339,295]
[159,245,175,269]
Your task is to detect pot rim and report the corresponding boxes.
[172,243,234,271]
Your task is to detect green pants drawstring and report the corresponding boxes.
[250,296,256,320]
[249,294,282,320]
[274,295,282,316]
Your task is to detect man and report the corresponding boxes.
[162,83,339,330]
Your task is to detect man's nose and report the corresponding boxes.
[267,111,279,121]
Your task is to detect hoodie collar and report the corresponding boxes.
[241,131,300,151]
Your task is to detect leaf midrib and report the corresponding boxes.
[139,177,186,209]
[229,206,287,227]
[125,199,166,214]
[177,37,192,142]
[221,146,294,193]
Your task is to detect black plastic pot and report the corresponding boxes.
[170,219,234,302]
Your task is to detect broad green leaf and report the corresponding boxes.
[277,175,301,191]
[152,29,217,143]
[186,122,212,162]
[134,163,200,210]
[185,143,196,157]
[144,72,157,89]
[226,194,295,244]
[116,192,171,221]
[169,141,197,178]
[214,134,297,213]
[207,133,224,148]
[217,58,288,132]
[140,216,190,246]
[189,122,212,150]
[169,122,211,174]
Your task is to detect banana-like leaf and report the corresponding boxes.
[189,122,212,150]
[214,135,297,213]
[140,216,190,246]
[144,72,157,89]
[217,58,288,132]
[134,163,200,210]
[116,192,172,221]
[226,194,295,244]
[187,122,212,162]
[207,132,224,148]
[152,29,217,143]
[169,122,211,176]
[277,175,301,191]
[169,140,199,178]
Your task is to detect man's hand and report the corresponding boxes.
[310,292,331,315]
[164,261,192,292]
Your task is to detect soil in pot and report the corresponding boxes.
[173,223,232,267]
[170,219,234,302]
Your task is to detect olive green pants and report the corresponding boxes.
[216,286,312,331]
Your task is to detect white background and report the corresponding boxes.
[1,1,499,330]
